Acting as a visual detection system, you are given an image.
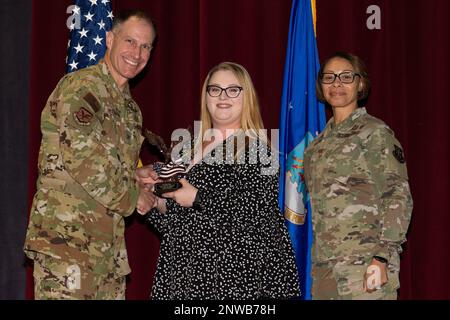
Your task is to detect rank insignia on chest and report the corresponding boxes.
[83,92,101,113]
[74,107,93,126]
[393,144,405,163]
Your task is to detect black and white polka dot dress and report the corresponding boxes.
[147,137,300,299]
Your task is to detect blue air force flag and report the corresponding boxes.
[278,0,326,300]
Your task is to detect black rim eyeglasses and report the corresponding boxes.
[206,85,243,98]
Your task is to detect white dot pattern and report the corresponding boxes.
[147,140,300,299]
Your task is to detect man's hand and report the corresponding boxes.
[135,164,161,190]
[136,187,157,215]
[363,258,388,293]
[163,179,198,208]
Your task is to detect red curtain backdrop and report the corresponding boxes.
[28,0,450,299]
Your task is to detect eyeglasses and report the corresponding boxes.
[206,85,243,98]
[320,71,361,84]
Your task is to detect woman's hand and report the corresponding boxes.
[363,258,388,293]
[163,178,198,208]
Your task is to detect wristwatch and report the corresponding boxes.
[373,256,388,264]
[192,189,204,211]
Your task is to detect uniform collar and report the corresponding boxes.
[97,59,132,99]
[324,107,367,137]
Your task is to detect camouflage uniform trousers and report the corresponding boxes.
[311,260,399,300]
[33,253,125,300]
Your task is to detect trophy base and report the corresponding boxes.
[153,181,182,198]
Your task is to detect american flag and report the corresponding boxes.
[66,0,113,73]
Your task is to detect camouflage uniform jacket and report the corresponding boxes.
[304,107,413,266]
[24,60,143,277]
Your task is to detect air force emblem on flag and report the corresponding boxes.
[278,0,327,299]
[284,132,315,225]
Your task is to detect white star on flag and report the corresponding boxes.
[87,51,98,61]
[97,19,106,30]
[78,28,89,38]
[74,43,84,53]
[93,35,103,45]
[69,60,79,70]
[66,0,113,73]
[84,12,94,22]
[72,5,80,15]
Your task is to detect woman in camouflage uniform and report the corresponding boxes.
[304,52,413,300]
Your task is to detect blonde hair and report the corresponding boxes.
[198,62,266,144]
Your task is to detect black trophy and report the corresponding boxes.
[144,129,188,198]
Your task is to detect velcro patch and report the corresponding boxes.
[74,107,93,126]
[49,100,59,118]
[83,92,101,113]
[393,145,405,163]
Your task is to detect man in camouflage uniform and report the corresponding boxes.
[24,10,157,299]
[304,107,413,300]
